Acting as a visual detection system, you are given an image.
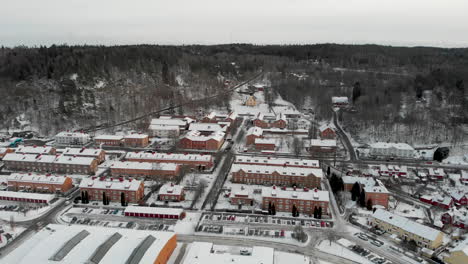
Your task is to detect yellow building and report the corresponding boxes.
[245,95,257,107]
[371,209,444,249]
[445,238,468,264]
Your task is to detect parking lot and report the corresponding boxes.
[197,224,289,239]
[202,213,332,228]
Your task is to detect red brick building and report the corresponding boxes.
[451,191,467,206]
[234,155,320,168]
[343,176,389,209]
[231,164,323,188]
[124,134,149,147]
[179,130,225,151]
[308,139,337,154]
[158,183,185,202]
[246,127,263,145]
[0,147,14,159]
[2,153,98,175]
[441,208,468,229]
[252,113,287,129]
[319,124,336,139]
[79,177,145,204]
[0,191,55,204]
[110,161,180,180]
[61,147,106,163]
[254,138,276,151]
[262,186,329,216]
[253,113,268,128]
[229,187,253,205]
[15,145,56,155]
[201,112,218,123]
[125,152,214,170]
[94,135,124,146]
[8,173,73,194]
[224,112,238,124]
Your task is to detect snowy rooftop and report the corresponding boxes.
[188,123,227,132]
[462,170,468,180]
[8,173,69,185]
[370,142,414,150]
[231,164,323,178]
[0,191,55,201]
[451,236,468,255]
[125,152,212,162]
[262,187,329,202]
[148,124,180,131]
[226,111,238,120]
[150,117,187,127]
[2,224,175,264]
[319,123,334,132]
[110,161,178,171]
[0,147,11,154]
[254,138,276,145]
[254,112,265,121]
[372,209,441,241]
[310,139,337,147]
[331,96,349,103]
[124,133,149,139]
[62,147,104,156]
[3,153,96,166]
[235,155,319,168]
[55,132,90,138]
[428,168,445,176]
[15,145,54,154]
[79,178,142,191]
[124,206,183,216]
[159,183,183,196]
[205,111,217,119]
[247,126,263,136]
[94,135,124,140]
[184,130,225,142]
[182,242,274,264]
[363,179,389,194]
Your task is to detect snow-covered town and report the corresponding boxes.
[0,77,467,264]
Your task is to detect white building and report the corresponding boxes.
[183,242,274,264]
[55,132,91,145]
[234,155,320,168]
[369,142,415,158]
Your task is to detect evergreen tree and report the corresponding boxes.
[351,182,361,201]
[102,192,106,205]
[359,190,366,207]
[268,202,272,215]
[271,203,276,215]
[327,166,331,176]
[318,207,322,219]
[352,81,361,102]
[121,193,126,207]
[313,207,318,218]
[366,199,373,210]
[292,205,297,217]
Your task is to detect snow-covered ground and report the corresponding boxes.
[0,198,63,221]
[0,224,26,248]
[316,239,372,264]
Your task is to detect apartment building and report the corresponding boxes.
[110,161,180,181]
[55,131,91,145]
[79,177,145,204]
[158,183,185,202]
[262,186,329,216]
[125,152,214,170]
[3,153,98,174]
[7,173,73,194]
[234,155,320,168]
[60,147,106,163]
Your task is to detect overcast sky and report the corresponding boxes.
[1,0,467,48]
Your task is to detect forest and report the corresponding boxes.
[0,44,467,144]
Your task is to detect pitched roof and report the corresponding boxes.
[15,145,55,154]
[234,155,319,168]
[125,152,212,162]
[262,187,329,202]
[231,164,323,178]
[247,127,263,136]
[79,178,142,191]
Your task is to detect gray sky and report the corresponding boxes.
[1,0,467,47]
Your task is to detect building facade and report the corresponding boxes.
[3,153,98,174]
[234,155,320,168]
[94,135,124,146]
[124,134,150,147]
[110,161,180,180]
[246,127,263,145]
[55,132,91,145]
[179,130,225,151]
[7,173,73,194]
[79,178,145,204]
[158,183,185,202]
[61,147,106,163]
[125,152,214,170]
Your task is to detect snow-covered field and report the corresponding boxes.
[316,239,372,264]
[0,224,26,248]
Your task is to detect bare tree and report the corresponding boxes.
[292,137,302,157]
[323,229,338,246]
[293,225,308,242]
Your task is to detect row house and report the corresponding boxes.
[228,187,254,205]
[124,206,185,220]
[179,130,225,151]
[125,152,214,170]
[2,153,98,174]
[15,145,56,155]
[124,133,149,147]
[231,164,323,188]
[246,127,263,145]
[262,186,329,216]
[7,173,73,194]
[441,208,468,229]
[60,147,106,163]
[378,164,408,177]
[94,135,124,146]
[451,190,468,206]
[253,113,287,129]
[254,138,276,151]
[158,183,185,202]
[319,124,336,139]
[55,131,91,145]
[343,176,389,208]
[428,168,446,180]
[110,161,180,180]
[371,209,444,249]
[201,111,218,123]
[79,177,145,204]
[420,194,453,210]
[234,155,320,168]
[0,147,14,159]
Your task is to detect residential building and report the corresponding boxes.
[254,138,276,151]
[343,176,389,208]
[55,131,91,145]
[1,224,177,264]
[246,126,263,145]
[234,155,320,168]
[461,171,468,185]
[15,145,56,155]
[419,194,453,210]
[124,206,185,220]
[428,168,446,180]
[179,130,225,150]
[149,116,193,138]
[224,111,238,124]
[309,139,337,153]
[371,209,444,249]
[231,164,323,188]
[94,135,124,146]
[445,237,468,264]
[378,164,408,177]
[2,153,98,174]
[253,113,268,128]
[253,113,287,129]
[183,242,273,264]
[319,124,336,139]
[79,177,145,204]
[450,190,467,206]
[201,111,217,123]
[125,152,214,170]
[60,147,106,163]
[188,123,228,134]
[441,208,468,229]
[158,183,184,201]
[369,142,415,158]
[229,187,253,205]
[124,133,149,147]
[0,191,55,204]
[331,96,349,107]
[0,147,14,159]
[7,173,73,194]
[261,186,329,216]
[110,161,180,180]
[245,95,257,106]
